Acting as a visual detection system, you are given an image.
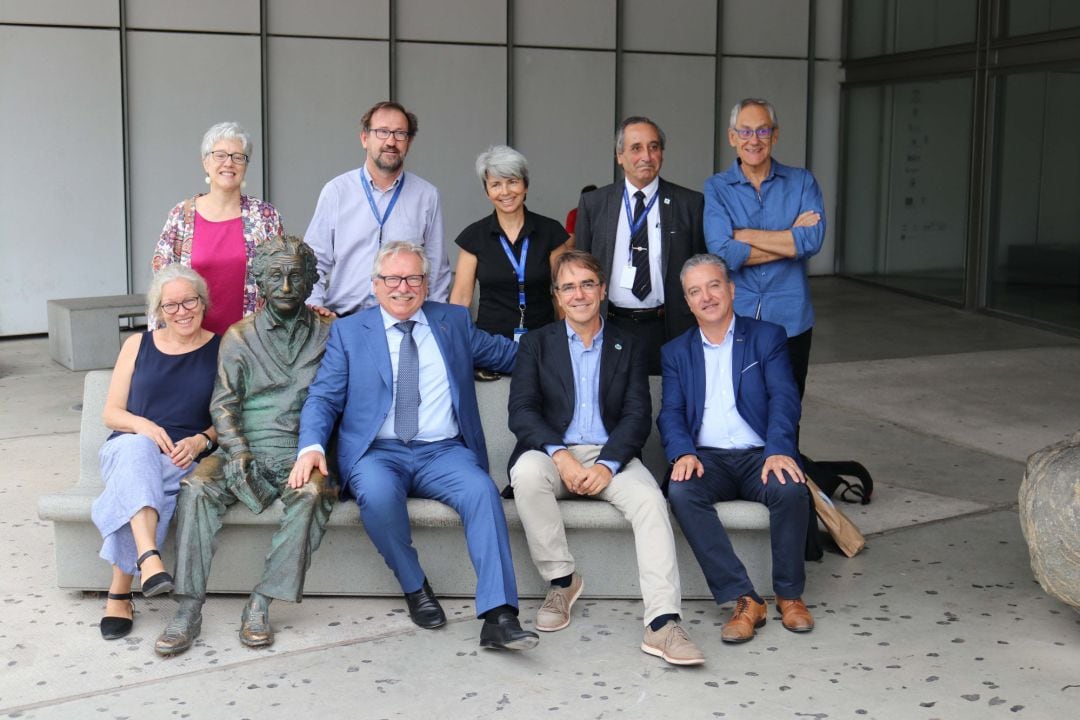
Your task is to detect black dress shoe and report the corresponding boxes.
[479,612,539,651]
[137,549,174,597]
[404,580,446,629]
[100,592,134,640]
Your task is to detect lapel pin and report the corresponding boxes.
[663,198,671,205]
[615,343,622,350]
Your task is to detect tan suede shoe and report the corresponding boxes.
[720,596,767,643]
[776,596,814,633]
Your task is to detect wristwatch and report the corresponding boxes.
[198,432,213,452]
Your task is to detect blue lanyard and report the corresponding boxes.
[360,167,405,241]
[499,235,529,312]
[623,187,659,238]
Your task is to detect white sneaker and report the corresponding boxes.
[535,574,584,632]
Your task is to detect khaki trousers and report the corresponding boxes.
[510,445,681,625]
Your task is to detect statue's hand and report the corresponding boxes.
[225,450,257,487]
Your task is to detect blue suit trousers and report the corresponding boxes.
[346,438,519,616]
[667,446,808,602]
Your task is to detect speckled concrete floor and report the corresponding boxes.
[2,278,1078,719]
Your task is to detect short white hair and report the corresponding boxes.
[200,121,252,158]
[371,241,430,280]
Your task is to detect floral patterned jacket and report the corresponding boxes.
[152,194,285,317]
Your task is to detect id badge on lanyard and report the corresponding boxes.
[621,187,657,289]
[500,235,530,339]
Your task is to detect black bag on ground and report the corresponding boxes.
[801,456,874,504]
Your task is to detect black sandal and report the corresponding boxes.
[137,549,175,597]
[101,592,134,640]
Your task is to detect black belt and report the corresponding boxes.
[607,304,665,321]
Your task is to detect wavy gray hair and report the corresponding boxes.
[679,253,731,286]
[729,99,778,129]
[200,121,252,158]
[371,240,430,281]
[147,264,210,326]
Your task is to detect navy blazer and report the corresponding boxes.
[506,320,651,477]
[298,301,517,475]
[575,178,706,340]
[656,315,801,463]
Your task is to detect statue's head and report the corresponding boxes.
[253,235,319,319]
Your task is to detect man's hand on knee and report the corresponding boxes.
[761,454,805,485]
[670,454,704,483]
[289,451,327,489]
[552,449,589,494]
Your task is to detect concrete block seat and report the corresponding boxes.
[47,294,147,371]
[38,372,772,599]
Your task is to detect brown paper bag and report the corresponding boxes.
[807,478,866,557]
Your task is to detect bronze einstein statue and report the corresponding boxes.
[155,235,335,656]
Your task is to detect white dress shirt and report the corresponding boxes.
[608,176,664,309]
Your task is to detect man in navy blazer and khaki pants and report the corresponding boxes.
[658,253,814,644]
[507,250,704,666]
[289,240,538,651]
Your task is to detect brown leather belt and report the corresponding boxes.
[607,304,665,321]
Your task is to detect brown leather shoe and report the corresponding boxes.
[720,596,767,643]
[776,597,814,633]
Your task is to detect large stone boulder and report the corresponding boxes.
[1019,430,1080,611]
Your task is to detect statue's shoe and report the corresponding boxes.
[155,613,202,656]
[239,598,274,648]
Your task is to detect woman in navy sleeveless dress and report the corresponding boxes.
[91,266,220,640]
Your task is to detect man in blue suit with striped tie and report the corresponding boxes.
[289,240,538,651]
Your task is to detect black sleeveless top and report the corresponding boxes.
[108,330,221,444]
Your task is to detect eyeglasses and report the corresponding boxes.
[161,296,202,314]
[377,274,425,288]
[554,280,601,296]
[733,126,774,141]
[206,150,250,164]
[369,128,413,141]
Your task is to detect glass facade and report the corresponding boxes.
[841,0,1080,332]
[843,79,971,303]
[987,69,1080,329]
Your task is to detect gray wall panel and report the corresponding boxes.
[512,48,615,227]
[396,42,507,257]
[723,0,808,57]
[266,0,387,38]
[396,0,504,43]
[0,26,125,334]
[816,0,844,60]
[622,53,714,193]
[126,0,259,33]
[513,0,615,49]
[0,0,117,25]
[718,58,808,170]
[623,0,715,54]
[126,31,263,293]
[809,61,841,275]
[267,37,388,236]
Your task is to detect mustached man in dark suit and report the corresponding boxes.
[574,116,706,375]
[290,241,538,652]
[658,253,814,645]
[507,250,704,666]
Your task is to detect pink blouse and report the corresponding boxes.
[191,212,246,334]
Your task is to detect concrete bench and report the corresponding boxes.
[38,371,772,599]
[47,295,147,371]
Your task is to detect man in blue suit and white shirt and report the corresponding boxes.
[657,253,814,644]
[288,240,538,651]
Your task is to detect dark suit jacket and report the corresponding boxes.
[506,320,652,477]
[298,301,517,475]
[575,177,706,340]
[656,315,801,463]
